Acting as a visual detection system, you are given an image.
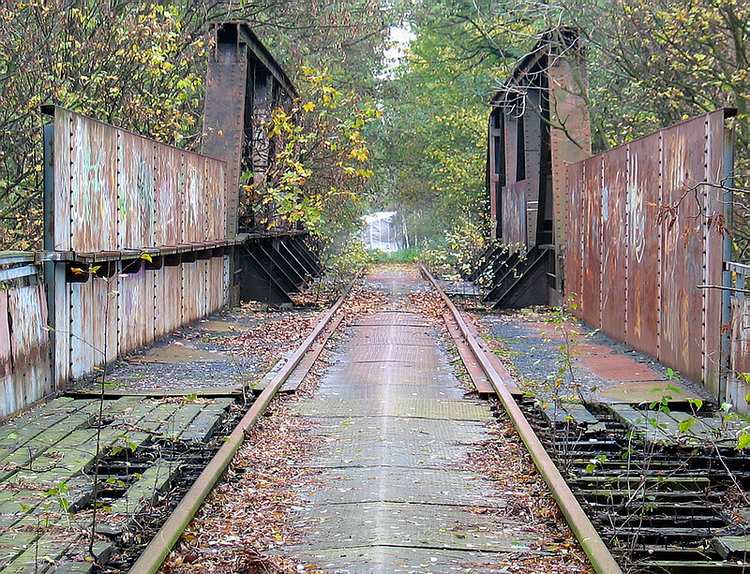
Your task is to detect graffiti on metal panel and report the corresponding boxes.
[627,156,646,264]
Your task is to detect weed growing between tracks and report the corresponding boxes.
[466,401,593,574]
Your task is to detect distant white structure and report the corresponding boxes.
[362,211,404,252]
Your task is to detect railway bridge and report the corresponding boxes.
[0,23,748,574]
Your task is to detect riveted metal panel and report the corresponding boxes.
[202,42,247,239]
[548,58,592,252]
[0,291,14,417]
[155,264,182,337]
[205,160,226,242]
[118,266,149,355]
[7,285,51,413]
[660,119,706,383]
[198,259,209,318]
[53,107,228,251]
[181,261,203,324]
[117,130,155,249]
[565,111,730,390]
[208,256,224,313]
[182,155,206,244]
[704,111,727,390]
[223,254,231,305]
[581,155,602,328]
[626,136,660,356]
[70,276,117,378]
[502,180,527,246]
[70,114,118,252]
[729,298,750,411]
[53,110,72,251]
[154,146,183,246]
[524,91,543,245]
[504,114,518,185]
[601,147,627,341]
[564,161,585,308]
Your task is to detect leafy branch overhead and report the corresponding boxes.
[243,66,381,243]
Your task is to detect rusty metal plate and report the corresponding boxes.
[202,43,247,239]
[154,146,183,246]
[704,110,727,390]
[579,354,664,382]
[660,118,706,383]
[117,130,155,249]
[564,161,585,307]
[600,148,627,340]
[7,286,51,411]
[118,267,149,355]
[626,135,660,356]
[54,107,229,251]
[731,298,750,375]
[70,114,117,252]
[0,291,13,417]
[182,155,206,243]
[181,261,198,324]
[504,114,518,184]
[207,256,225,313]
[154,265,183,337]
[294,398,491,421]
[548,58,592,250]
[524,93,542,245]
[502,180,527,246]
[581,155,603,327]
[52,109,72,251]
[728,299,750,411]
[205,160,226,242]
[70,276,117,378]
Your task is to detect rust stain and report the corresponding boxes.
[579,355,663,382]
[564,111,727,387]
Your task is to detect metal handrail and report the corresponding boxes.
[0,251,39,283]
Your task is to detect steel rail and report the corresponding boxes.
[128,286,351,574]
[419,263,623,574]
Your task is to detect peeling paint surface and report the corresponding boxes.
[502,180,527,246]
[564,111,726,387]
[54,108,228,252]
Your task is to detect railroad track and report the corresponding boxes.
[30,265,746,574]
[125,289,350,574]
[420,264,750,574]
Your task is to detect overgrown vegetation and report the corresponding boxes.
[370,0,748,253]
[367,248,421,263]
[0,0,389,251]
[2,0,747,255]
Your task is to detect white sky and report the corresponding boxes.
[381,25,415,75]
